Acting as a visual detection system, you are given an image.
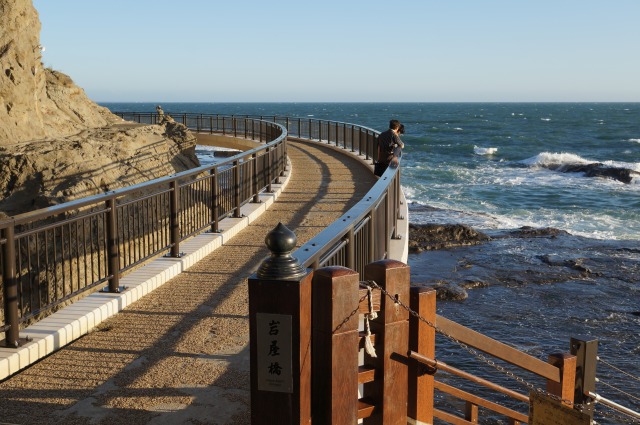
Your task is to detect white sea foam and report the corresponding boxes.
[540,118,551,122]
[629,138,640,143]
[519,152,591,169]
[474,146,498,155]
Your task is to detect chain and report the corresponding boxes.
[333,292,369,333]
[593,400,640,424]
[362,280,585,412]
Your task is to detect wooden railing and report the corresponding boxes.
[248,254,597,424]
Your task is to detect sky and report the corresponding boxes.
[33,0,640,103]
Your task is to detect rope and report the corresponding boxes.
[598,357,640,382]
[363,285,378,358]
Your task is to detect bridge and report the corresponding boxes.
[0,114,628,424]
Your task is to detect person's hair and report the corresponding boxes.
[399,124,405,134]
[389,119,401,130]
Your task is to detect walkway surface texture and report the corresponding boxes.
[0,140,377,425]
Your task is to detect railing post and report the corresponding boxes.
[312,266,360,424]
[363,259,410,425]
[252,153,260,203]
[571,337,598,418]
[233,160,241,218]
[169,181,181,257]
[384,191,391,258]
[346,228,355,270]
[408,287,436,424]
[267,147,273,193]
[248,223,311,425]
[210,168,220,233]
[105,197,120,292]
[368,211,376,264]
[546,352,577,407]
[2,222,19,347]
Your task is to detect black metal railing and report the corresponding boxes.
[1,112,402,348]
[0,115,286,347]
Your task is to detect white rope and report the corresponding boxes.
[363,286,377,358]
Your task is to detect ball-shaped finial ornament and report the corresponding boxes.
[264,222,297,255]
[257,223,307,280]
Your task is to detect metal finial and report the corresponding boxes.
[256,223,307,280]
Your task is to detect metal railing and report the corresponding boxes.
[1,114,287,347]
[1,112,401,349]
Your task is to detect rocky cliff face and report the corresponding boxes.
[0,0,200,216]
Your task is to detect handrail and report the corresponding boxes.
[436,315,561,382]
[1,111,403,349]
[409,350,530,403]
[1,114,288,346]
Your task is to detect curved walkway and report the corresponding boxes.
[0,140,377,425]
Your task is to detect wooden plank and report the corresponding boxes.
[436,315,561,382]
[434,408,475,425]
[435,381,529,423]
[358,365,376,384]
[358,398,378,419]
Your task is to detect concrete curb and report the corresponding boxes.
[0,161,292,381]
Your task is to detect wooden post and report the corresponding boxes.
[312,266,360,424]
[465,402,479,423]
[248,224,311,425]
[363,259,410,425]
[571,337,598,418]
[546,352,577,406]
[408,287,436,424]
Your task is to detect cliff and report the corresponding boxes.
[0,0,200,216]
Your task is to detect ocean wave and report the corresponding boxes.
[519,152,590,168]
[474,145,498,155]
[629,138,640,143]
[520,152,640,184]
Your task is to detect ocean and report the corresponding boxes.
[104,102,640,423]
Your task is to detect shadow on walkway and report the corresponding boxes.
[0,140,376,425]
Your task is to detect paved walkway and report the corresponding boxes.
[0,140,376,425]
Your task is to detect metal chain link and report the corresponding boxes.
[361,280,586,413]
[333,292,369,333]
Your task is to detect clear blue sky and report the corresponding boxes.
[34,0,640,103]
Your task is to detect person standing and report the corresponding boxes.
[374,119,404,177]
[156,105,165,123]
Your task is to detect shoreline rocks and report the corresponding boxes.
[408,223,490,252]
[0,1,200,217]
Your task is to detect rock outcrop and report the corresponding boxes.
[0,0,200,216]
[408,223,490,252]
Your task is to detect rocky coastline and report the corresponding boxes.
[408,222,638,302]
[0,0,200,218]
